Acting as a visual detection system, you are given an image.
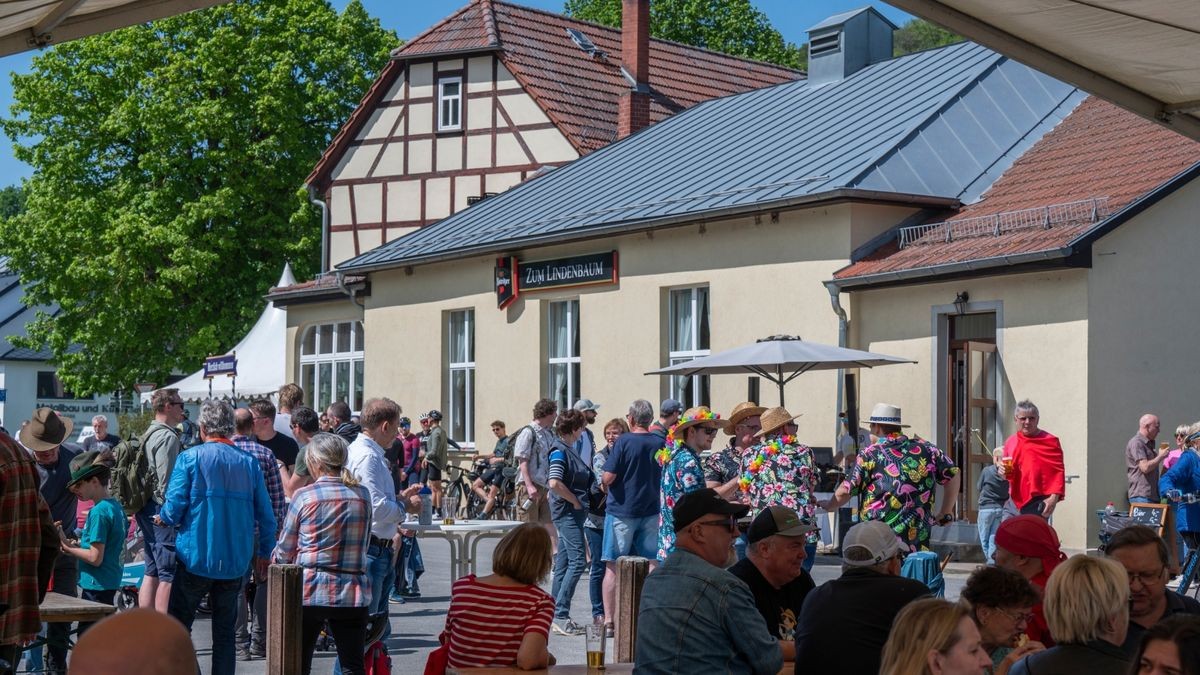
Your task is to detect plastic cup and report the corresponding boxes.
[585,624,606,669]
[1001,457,1014,474]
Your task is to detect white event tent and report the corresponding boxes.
[142,264,294,403]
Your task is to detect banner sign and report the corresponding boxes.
[495,256,518,310]
[203,354,238,379]
[519,251,618,293]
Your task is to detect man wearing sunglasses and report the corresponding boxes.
[635,488,783,675]
[656,407,728,560]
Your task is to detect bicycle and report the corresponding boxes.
[442,459,488,519]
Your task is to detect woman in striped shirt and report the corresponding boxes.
[441,523,555,669]
[273,433,373,675]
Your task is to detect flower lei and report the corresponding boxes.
[738,434,798,491]
[656,408,722,466]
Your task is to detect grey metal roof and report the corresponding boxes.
[339,41,1081,273]
[809,7,898,32]
[0,266,56,362]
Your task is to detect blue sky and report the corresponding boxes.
[0,1,912,185]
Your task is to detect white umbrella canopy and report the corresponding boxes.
[646,335,915,406]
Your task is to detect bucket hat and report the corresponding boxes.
[19,407,74,453]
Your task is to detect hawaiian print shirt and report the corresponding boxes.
[742,436,821,544]
[703,440,742,485]
[657,444,706,560]
[841,434,958,552]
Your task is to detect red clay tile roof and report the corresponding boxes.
[267,274,365,302]
[306,0,800,189]
[834,97,1200,282]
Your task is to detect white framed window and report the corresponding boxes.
[437,76,463,131]
[447,309,475,444]
[547,299,580,413]
[300,321,365,413]
[668,286,710,407]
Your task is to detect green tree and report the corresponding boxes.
[0,0,396,395]
[564,0,805,70]
[0,184,24,220]
[893,18,962,56]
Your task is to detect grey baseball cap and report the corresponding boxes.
[660,398,684,415]
[573,399,601,412]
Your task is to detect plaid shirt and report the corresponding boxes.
[272,476,372,607]
[232,434,287,528]
[0,432,59,645]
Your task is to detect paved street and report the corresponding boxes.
[171,536,974,674]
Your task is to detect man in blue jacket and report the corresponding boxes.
[156,399,276,675]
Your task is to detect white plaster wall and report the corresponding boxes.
[494,133,525,164]
[466,135,492,169]
[330,186,352,226]
[436,136,464,172]
[409,63,434,98]
[386,180,421,221]
[496,62,519,90]
[407,139,432,174]
[373,143,404,178]
[425,177,451,220]
[524,128,578,164]
[361,107,401,140]
[329,233,358,268]
[467,56,493,93]
[486,172,524,194]
[498,93,550,126]
[408,102,433,136]
[353,184,383,223]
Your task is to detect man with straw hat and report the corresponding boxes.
[739,406,821,568]
[656,407,728,560]
[705,402,765,501]
[20,407,80,674]
[820,403,960,552]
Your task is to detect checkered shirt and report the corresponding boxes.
[272,476,372,607]
[232,435,287,528]
[0,432,59,645]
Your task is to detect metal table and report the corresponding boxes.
[406,520,523,579]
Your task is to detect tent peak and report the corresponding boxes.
[277,263,296,288]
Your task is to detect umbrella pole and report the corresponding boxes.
[778,365,785,407]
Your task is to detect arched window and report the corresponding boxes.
[300,321,364,413]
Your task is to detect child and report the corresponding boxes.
[60,450,128,635]
[977,448,1011,564]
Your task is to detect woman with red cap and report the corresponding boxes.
[993,515,1067,647]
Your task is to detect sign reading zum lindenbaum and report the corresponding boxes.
[520,251,618,292]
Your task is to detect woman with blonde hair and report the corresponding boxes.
[437,523,555,670]
[272,432,372,675]
[1009,555,1131,675]
[881,598,993,675]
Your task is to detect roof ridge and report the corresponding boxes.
[479,0,501,48]
[490,0,802,74]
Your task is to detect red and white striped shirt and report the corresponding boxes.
[444,574,554,668]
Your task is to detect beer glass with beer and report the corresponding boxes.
[585,623,606,669]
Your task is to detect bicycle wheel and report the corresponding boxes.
[445,480,464,518]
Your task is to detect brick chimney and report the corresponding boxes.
[617,0,651,139]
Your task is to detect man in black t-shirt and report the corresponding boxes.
[729,506,816,661]
[81,414,121,459]
[249,399,299,474]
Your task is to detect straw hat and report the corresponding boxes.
[670,407,730,437]
[755,406,802,438]
[724,402,767,435]
[19,407,74,452]
[867,403,910,428]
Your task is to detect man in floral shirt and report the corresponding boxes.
[704,402,764,501]
[740,407,821,563]
[657,407,727,560]
[821,403,960,552]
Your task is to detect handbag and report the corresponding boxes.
[588,484,607,516]
[424,636,449,675]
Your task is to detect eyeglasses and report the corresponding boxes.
[999,608,1036,624]
[699,427,720,436]
[1128,567,1166,586]
[695,518,738,533]
[169,400,184,408]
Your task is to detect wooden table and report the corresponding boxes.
[406,519,523,579]
[447,664,632,674]
[38,591,116,624]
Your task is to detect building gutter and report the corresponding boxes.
[827,283,850,442]
[338,188,961,275]
[825,247,1074,291]
[335,271,365,309]
[308,185,330,275]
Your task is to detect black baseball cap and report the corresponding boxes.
[746,506,818,543]
[672,488,750,531]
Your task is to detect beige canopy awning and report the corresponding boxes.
[887,0,1200,141]
[1,0,230,57]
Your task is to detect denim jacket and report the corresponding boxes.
[634,548,783,675]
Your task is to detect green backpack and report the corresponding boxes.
[112,427,157,516]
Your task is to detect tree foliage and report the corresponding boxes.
[564,0,805,70]
[0,185,24,220]
[893,18,962,56]
[0,0,396,395]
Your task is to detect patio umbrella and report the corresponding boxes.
[646,335,914,406]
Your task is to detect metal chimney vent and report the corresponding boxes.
[806,7,897,87]
[566,28,605,59]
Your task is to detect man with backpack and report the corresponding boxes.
[135,389,185,612]
[515,399,560,547]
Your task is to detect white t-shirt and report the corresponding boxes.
[274,412,295,439]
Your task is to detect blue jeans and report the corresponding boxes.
[335,541,394,675]
[584,525,605,620]
[168,562,241,675]
[552,509,588,620]
[803,543,816,572]
[977,507,1003,563]
[734,533,748,562]
[394,534,423,594]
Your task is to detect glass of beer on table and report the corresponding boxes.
[585,623,606,669]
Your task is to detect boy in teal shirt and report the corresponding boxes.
[61,450,128,634]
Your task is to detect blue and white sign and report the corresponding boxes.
[0,388,6,402]
[203,354,238,379]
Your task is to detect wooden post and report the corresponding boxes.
[267,564,303,675]
[614,555,649,663]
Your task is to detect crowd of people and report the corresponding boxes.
[3,388,1200,675]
